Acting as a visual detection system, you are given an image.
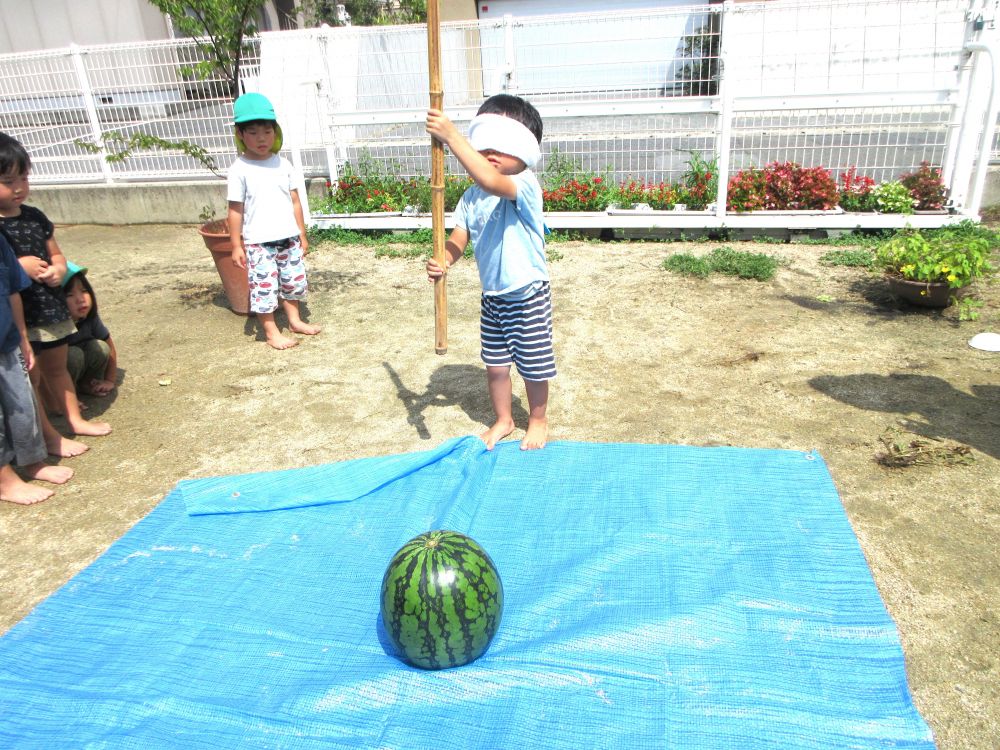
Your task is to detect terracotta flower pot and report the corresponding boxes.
[885,274,958,308]
[198,219,250,315]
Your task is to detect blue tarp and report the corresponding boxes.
[0,437,935,749]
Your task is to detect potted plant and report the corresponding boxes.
[874,222,995,307]
[195,207,251,315]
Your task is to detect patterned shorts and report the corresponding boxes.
[245,236,308,314]
[480,282,557,382]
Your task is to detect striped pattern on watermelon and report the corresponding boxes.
[380,530,503,670]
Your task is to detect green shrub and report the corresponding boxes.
[663,247,779,281]
[819,248,876,268]
[900,162,946,210]
[706,246,780,280]
[663,252,712,277]
[874,227,993,288]
[870,181,915,214]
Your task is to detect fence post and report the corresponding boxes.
[317,30,341,184]
[503,14,516,93]
[713,3,733,218]
[290,147,312,227]
[940,13,979,193]
[69,44,114,185]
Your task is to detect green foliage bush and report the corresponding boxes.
[663,247,780,281]
[871,181,915,214]
[819,248,876,268]
[874,222,994,288]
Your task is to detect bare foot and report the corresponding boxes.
[68,419,112,437]
[289,322,321,335]
[480,419,515,450]
[24,463,74,484]
[46,435,89,458]
[520,417,548,450]
[267,334,299,350]
[0,467,54,505]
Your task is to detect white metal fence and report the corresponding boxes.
[0,0,998,219]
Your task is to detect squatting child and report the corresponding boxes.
[0,132,107,456]
[227,93,320,350]
[425,94,556,450]
[62,262,118,398]
[0,232,73,504]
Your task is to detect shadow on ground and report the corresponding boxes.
[810,373,1000,458]
[383,362,527,440]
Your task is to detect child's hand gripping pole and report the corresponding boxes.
[427,0,447,355]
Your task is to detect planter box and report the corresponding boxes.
[317,211,402,218]
[727,207,845,216]
[607,203,718,215]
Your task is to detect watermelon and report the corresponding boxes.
[380,530,503,670]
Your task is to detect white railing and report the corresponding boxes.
[0,0,997,220]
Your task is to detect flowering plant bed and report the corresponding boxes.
[308,152,952,222]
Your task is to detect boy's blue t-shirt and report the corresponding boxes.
[453,170,548,296]
[0,235,33,354]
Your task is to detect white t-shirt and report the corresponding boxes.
[226,155,302,244]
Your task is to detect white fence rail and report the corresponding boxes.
[1,0,998,220]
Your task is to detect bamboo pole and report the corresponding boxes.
[427,0,447,355]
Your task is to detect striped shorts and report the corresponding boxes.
[480,282,557,382]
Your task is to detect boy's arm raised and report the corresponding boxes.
[426,109,517,200]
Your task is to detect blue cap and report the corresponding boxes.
[62,261,87,289]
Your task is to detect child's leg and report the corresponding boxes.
[482,365,515,450]
[521,379,549,450]
[276,239,320,336]
[247,241,298,350]
[257,311,298,350]
[23,462,73,484]
[0,462,52,505]
[13,348,88,457]
[280,299,320,336]
[0,351,72,503]
[481,284,557,450]
[34,343,111,437]
[66,343,86,389]
[39,375,64,415]
[78,340,110,393]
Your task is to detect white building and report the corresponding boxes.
[0,0,298,54]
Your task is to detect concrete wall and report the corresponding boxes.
[0,0,170,53]
[29,179,330,226]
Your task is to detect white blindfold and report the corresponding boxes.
[468,114,541,169]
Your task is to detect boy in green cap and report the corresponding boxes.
[227,93,320,350]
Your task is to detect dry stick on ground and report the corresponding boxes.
[875,425,974,468]
[427,0,447,355]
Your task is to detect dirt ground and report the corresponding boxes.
[1,223,997,748]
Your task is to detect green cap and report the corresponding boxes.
[233,93,277,124]
[62,260,87,289]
